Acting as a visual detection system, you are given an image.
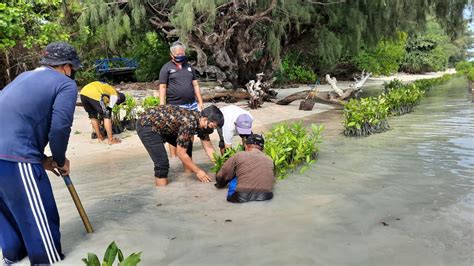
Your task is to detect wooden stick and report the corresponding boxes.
[62,175,94,233]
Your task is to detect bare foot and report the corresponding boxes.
[155,178,168,186]
[108,138,121,145]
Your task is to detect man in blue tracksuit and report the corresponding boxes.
[0,42,81,265]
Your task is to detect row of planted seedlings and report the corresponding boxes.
[111,95,161,134]
[211,122,324,180]
[343,74,455,137]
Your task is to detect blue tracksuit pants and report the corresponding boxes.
[0,160,63,265]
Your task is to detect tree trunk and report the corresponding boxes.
[277,72,371,106]
[201,87,249,102]
[5,51,11,84]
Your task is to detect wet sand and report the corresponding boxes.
[3,71,472,265]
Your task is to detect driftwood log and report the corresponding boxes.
[201,86,250,102]
[277,71,371,106]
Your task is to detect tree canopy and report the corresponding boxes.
[0,0,471,88]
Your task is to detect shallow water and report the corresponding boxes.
[301,77,473,265]
[3,79,472,265]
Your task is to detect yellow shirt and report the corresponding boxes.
[80,81,117,102]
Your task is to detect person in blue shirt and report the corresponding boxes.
[0,41,81,265]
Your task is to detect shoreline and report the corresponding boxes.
[4,69,462,265]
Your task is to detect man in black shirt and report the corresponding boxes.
[159,41,205,159]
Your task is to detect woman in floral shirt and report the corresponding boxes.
[137,105,224,186]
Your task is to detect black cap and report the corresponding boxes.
[39,41,82,70]
[246,134,264,148]
[117,92,126,105]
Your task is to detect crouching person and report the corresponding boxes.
[137,105,224,186]
[215,134,275,203]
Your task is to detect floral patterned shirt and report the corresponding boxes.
[139,105,210,148]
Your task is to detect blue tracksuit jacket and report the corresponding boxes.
[0,66,77,166]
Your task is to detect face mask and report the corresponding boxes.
[68,69,76,80]
[174,55,187,63]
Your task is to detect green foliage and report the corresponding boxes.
[264,123,323,179]
[412,74,455,90]
[78,0,145,52]
[123,95,137,121]
[455,61,473,75]
[343,96,390,137]
[0,1,68,50]
[354,32,407,76]
[466,68,474,82]
[383,84,424,116]
[383,79,404,93]
[276,53,317,84]
[343,74,455,137]
[111,104,122,126]
[400,19,462,74]
[129,32,169,82]
[211,145,244,173]
[82,241,141,266]
[210,122,324,179]
[141,96,160,110]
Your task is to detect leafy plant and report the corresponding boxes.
[383,79,404,93]
[141,96,160,110]
[210,123,323,179]
[111,104,122,126]
[343,96,390,137]
[211,145,244,173]
[354,32,407,76]
[455,61,473,75]
[123,94,137,121]
[82,241,141,266]
[383,84,424,115]
[343,74,455,137]
[264,123,323,179]
[130,32,169,82]
[466,67,474,82]
[276,53,317,84]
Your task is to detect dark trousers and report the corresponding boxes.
[137,123,193,178]
[0,160,64,265]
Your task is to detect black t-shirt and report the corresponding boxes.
[159,61,196,105]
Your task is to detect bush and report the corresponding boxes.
[141,96,160,110]
[455,61,473,75]
[383,84,424,115]
[211,145,244,173]
[82,241,141,266]
[129,32,169,82]
[210,123,324,180]
[276,53,317,84]
[466,67,474,82]
[383,78,404,93]
[123,95,137,121]
[264,123,323,179]
[343,96,390,137]
[354,32,407,76]
[343,74,455,137]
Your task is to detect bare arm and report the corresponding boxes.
[201,139,216,162]
[159,84,167,105]
[176,145,212,182]
[192,80,203,110]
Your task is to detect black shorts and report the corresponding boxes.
[80,95,110,119]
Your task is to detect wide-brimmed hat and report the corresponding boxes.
[39,41,82,70]
[235,114,253,135]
